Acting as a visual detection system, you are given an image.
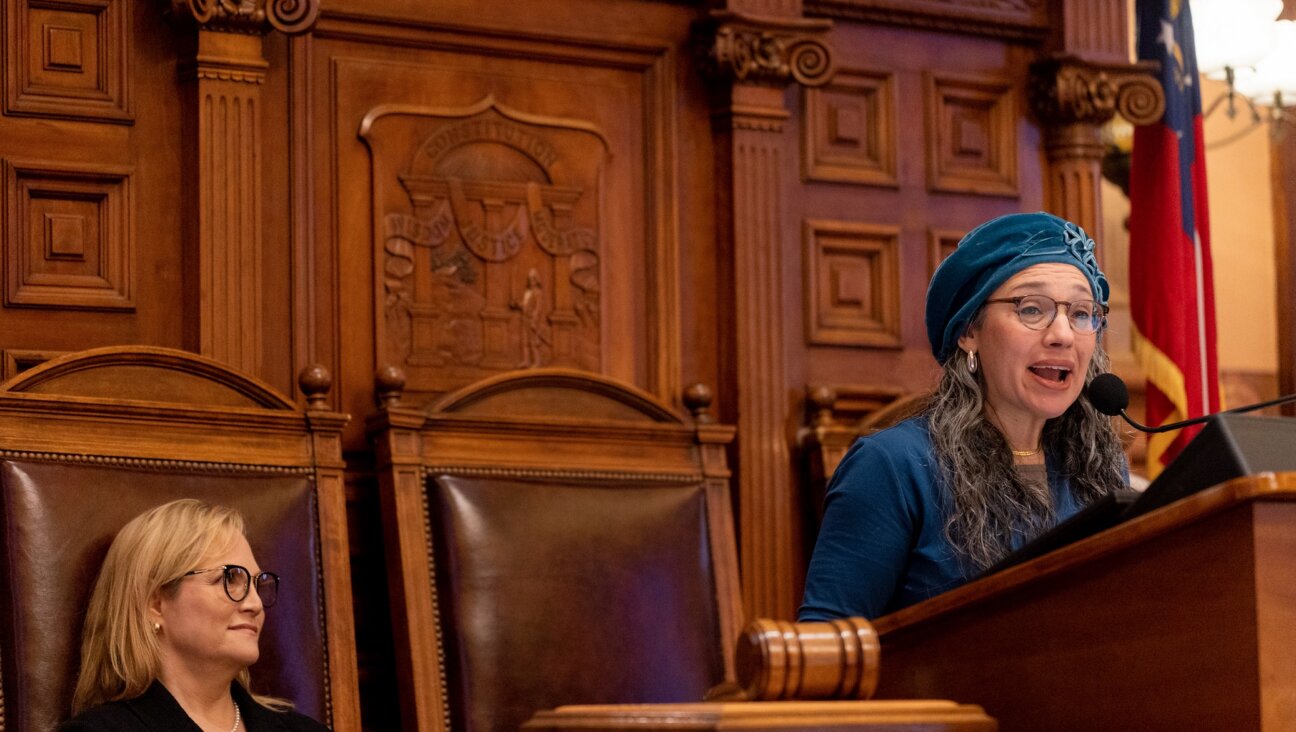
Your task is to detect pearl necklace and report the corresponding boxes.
[230,701,241,732]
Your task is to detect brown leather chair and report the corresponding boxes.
[368,368,741,732]
[0,346,360,731]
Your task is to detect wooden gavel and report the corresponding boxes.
[710,617,880,701]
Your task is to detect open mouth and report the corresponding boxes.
[1028,365,1071,383]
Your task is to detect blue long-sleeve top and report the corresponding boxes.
[798,415,1085,621]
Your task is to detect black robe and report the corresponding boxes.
[59,680,328,731]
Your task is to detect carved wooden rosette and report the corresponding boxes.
[1029,57,1163,239]
[700,11,832,620]
[171,0,318,375]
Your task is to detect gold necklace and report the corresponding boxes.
[1011,446,1041,457]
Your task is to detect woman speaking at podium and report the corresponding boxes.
[799,212,1128,621]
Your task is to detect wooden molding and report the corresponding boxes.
[927,228,962,280]
[1,348,66,380]
[805,0,1048,42]
[802,219,901,348]
[1273,116,1296,406]
[4,159,134,311]
[4,0,132,123]
[802,68,897,187]
[924,71,1018,197]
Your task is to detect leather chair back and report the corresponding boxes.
[0,463,325,729]
[430,476,723,731]
[369,368,740,732]
[0,347,359,730]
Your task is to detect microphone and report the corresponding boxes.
[1086,373,1296,433]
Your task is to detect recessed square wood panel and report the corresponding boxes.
[928,228,965,278]
[44,25,82,70]
[6,0,131,122]
[804,220,901,348]
[1,348,65,379]
[925,72,1016,196]
[803,68,897,186]
[5,159,134,310]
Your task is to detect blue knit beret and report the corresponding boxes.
[925,212,1110,363]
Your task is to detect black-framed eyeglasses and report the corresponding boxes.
[984,295,1108,335]
[182,564,279,608]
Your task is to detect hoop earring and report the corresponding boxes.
[967,350,978,374]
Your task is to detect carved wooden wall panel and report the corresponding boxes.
[361,100,608,395]
[304,14,685,428]
[4,159,133,310]
[5,0,131,122]
[802,67,896,186]
[925,71,1017,197]
[0,1,186,377]
[803,219,900,348]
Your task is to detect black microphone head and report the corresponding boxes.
[1087,373,1130,416]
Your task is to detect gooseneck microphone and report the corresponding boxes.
[1086,372,1296,433]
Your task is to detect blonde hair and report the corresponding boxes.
[71,499,289,713]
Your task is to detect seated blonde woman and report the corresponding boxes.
[60,499,328,731]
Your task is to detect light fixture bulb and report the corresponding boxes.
[1191,0,1282,78]
[1235,20,1296,103]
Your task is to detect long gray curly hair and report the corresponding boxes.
[926,336,1127,572]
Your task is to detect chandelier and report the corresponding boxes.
[1192,0,1296,144]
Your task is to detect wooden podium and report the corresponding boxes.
[873,472,1296,731]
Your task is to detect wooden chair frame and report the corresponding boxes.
[0,346,360,730]
[368,367,741,732]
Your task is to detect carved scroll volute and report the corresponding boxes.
[699,11,835,90]
[1029,56,1164,239]
[1030,57,1164,129]
[169,0,319,35]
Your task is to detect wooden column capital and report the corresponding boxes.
[1030,56,1164,133]
[1029,56,1164,238]
[168,0,319,36]
[698,11,834,90]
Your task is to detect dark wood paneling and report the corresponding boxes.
[301,6,701,448]
[0,0,185,368]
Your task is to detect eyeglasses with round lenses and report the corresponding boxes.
[983,294,1108,335]
[182,564,279,608]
